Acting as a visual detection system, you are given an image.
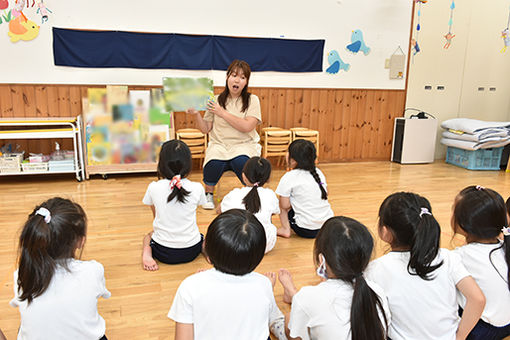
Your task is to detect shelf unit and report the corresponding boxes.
[0,116,85,181]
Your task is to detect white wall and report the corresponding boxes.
[405,0,510,158]
[0,0,411,89]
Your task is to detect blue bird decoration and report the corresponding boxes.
[325,50,350,74]
[346,29,371,55]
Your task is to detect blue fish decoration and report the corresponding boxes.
[326,50,350,74]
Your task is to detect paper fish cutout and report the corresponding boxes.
[346,29,370,55]
[325,50,350,74]
[8,15,39,42]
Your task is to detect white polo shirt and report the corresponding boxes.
[454,241,510,327]
[366,249,470,340]
[10,259,111,340]
[169,268,282,340]
[220,186,280,252]
[143,178,206,248]
[288,279,390,340]
[276,168,333,230]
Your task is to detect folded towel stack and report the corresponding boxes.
[440,118,510,151]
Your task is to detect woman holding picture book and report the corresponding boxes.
[187,59,262,210]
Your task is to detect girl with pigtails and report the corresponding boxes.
[277,216,390,340]
[219,156,280,253]
[141,139,206,270]
[452,185,510,339]
[275,139,333,238]
[10,197,110,340]
[366,192,485,340]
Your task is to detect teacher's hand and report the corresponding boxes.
[206,100,224,117]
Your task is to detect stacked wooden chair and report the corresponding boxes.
[175,128,208,168]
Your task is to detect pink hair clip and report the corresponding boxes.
[502,226,510,237]
[169,175,182,190]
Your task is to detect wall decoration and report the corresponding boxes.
[346,29,370,55]
[443,0,456,49]
[36,0,52,24]
[325,50,350,74]
[8,14,39,42]
[411,0,426,61]
[503,8,510,52]
[386,46,405,79]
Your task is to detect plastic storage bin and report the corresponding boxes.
[446,146,503,170]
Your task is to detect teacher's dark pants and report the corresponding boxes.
[203,155,249,187]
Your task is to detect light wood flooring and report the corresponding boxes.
[1,161,510,339]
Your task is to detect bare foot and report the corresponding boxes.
[264,272,277,289]
[278,268,298,304]
[142,251,159,271]
[277,228,291,238]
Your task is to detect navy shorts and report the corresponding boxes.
[459,307,510,339]
[288,209,319,239]
[150,234,203,264]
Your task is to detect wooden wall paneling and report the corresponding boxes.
[363,90,377,159]
[309,90,320,132]
[69,86,83,117]
[331,90,343,161]
[34,86,53,153]
[56,86,73,150]
[276,89,286,128]
[301,89,312,132]
[268,88,278,127]
[292,89,303,128]
[9,85,28,152]
[0,85,14,117]
[22,86,40,154]
[341,90,352,160]
[356,91,368,159]
[0,84,407,162]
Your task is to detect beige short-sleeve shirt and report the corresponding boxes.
[203,94,262,165]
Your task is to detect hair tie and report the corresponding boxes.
[35,207,51,223]
[476,185,485,190]
[502,226,510,237]
[169,175,182,190]
[253,182,259,187]
[419,207,432,218]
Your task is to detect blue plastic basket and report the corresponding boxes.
[446,146,503,170]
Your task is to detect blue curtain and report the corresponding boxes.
[53,28,324,72]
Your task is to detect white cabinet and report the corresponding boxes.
[0,116,85,181]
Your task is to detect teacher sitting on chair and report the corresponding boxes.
[187,59,261,209]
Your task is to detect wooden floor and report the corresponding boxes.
[1,161,510,339]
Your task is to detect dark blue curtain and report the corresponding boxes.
[53,28,324,72]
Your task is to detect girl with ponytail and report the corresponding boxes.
[275,139,333,238]
[219,157,280,253]
[277,216,389,340]
[142,139,206,270]
[10,197,110,339]
[366,192,485,340]
[451,186,510,339]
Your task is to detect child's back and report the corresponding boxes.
[143,177,205,248]
[367,249,467,340]
[452,186,510,332]
[11,259,110,340]
[221,186,279,252]
[10,197,110,340]
[276,168,333,230]
[454,242,510,326]
[170,268,279,339]
[169,209,284,340]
